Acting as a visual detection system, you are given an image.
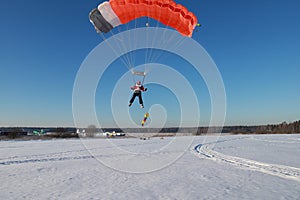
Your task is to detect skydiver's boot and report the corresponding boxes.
[129,103,132,107]
[140,104,144,108]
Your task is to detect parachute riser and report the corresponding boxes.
[131,70,147,85]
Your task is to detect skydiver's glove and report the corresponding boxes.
[145,88,147,91]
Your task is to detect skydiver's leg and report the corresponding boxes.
[130,93,138,104]
[138,93,143,105]
[129,93,136,106]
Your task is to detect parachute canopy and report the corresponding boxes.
[89,0,198,37]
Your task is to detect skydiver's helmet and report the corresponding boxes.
[137,81,141,85]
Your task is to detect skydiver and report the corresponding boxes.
[129,81,147,108]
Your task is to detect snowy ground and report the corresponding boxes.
[1,134,300,199]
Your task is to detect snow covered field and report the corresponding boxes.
[1,134,300,199]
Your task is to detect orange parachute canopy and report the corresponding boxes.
[90,0,198,37]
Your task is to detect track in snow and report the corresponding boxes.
[0,140,164,166]
[194,141,300,182]
[0,152,95,166]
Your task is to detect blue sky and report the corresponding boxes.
[1,0,300,127]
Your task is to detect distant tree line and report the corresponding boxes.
[0,127,78,139]
[1,120,299,140]
[216,120,300,135]
[258,120,300,134]
[123,120,300,135]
